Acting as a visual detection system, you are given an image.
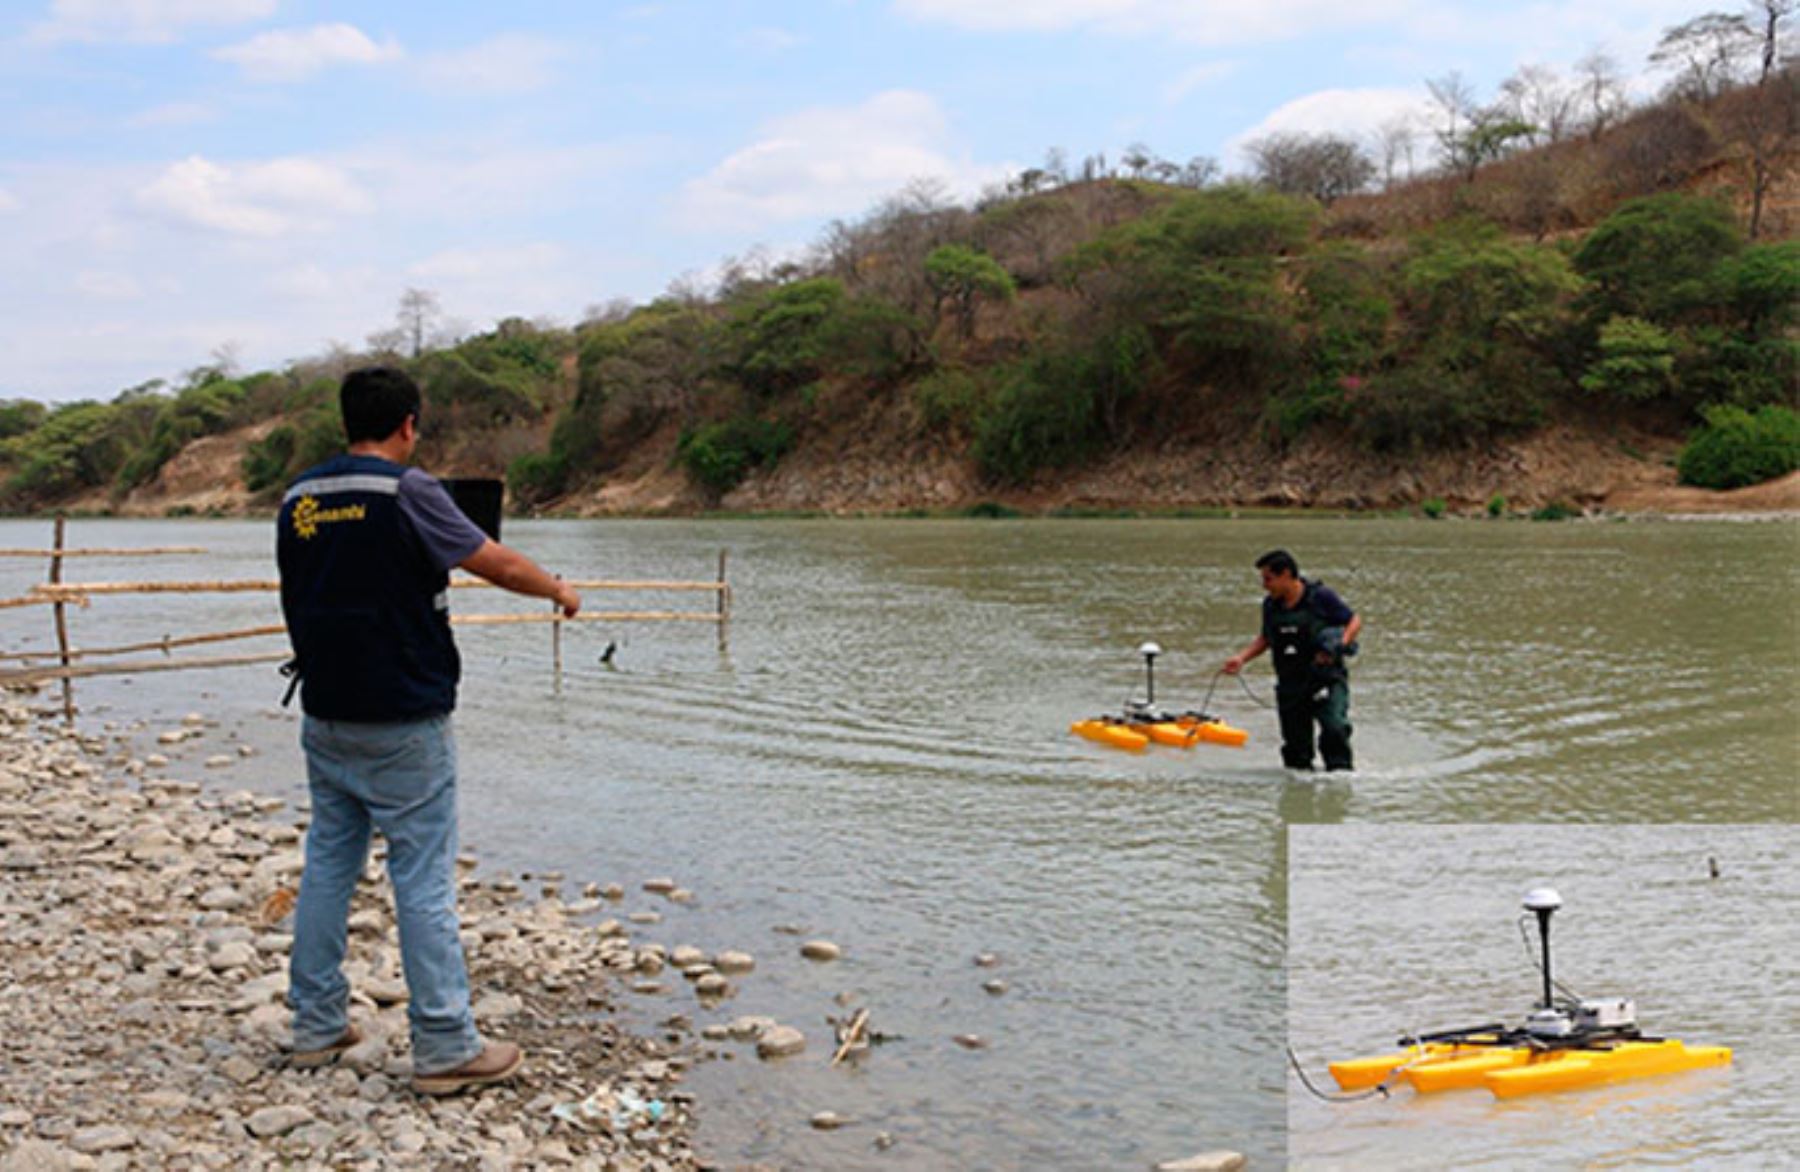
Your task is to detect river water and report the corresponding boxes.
[1,515,1794,1169]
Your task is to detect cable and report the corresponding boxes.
[1286,1045,1414,1103]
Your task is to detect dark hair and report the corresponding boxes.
[340,367,420,444]
[1255,548,1299,578]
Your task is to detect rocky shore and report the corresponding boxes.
[0,701,733,1170]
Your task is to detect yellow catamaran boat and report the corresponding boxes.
[1072,643,1249,752]
[1322,888,1732,1100]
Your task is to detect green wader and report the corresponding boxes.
[1265,582,1354,772]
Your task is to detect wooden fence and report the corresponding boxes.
[0,518,732,721]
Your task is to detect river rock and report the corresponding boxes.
[204,755,233,768]
[953,1034,988,1050]
[728,1015,777,1041]
[713,950,754,974]
[800,940,840,962]
[974,952,1000,968]
[68,1126,134,1153]
[245,1106,313,1137]
[756,1026,805,1059]
[982,979,1008,996]
[208,942,256,972]
[810,1111,849,1131]
[642,877,676,894]
[669,945,707,968]
[0,1139,70,1171]
[1156,1153,1247,1172]
[694,974,729,996]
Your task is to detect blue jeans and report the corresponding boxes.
[289,714,482,1074]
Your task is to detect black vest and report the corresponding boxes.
[1261,579,1346,691]
[277,455,460,721]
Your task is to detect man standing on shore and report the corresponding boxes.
[277,367,580,1094]
[1222,549,1361,772]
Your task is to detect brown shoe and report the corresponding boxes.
[412,1041,524,1096]
[290,1024,362,1069]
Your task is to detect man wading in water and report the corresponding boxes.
[1222,549,1361,772]
[277,367,581,1093]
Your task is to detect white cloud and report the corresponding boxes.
[414,34,568,95]
[1163,62,1236,105]
[0,187,20,213]
[409,243,566,282]
[29,0,275,45]
[892,0,1413,46]
[74,270,143,299]
[266,262,337,299]
[1224,86,1435,167]
[136,155,373,237]
[126,102,219,128]
[212,24,403,83]
[679,90,1009,230]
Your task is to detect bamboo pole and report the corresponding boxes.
[0,650,290,687]
[717,548,731,652]
[551,599,563,691]
[32,577,726,600]
[0,623,289,663]
[452,611,721,625]
[0,595,64,611]
[48,517,75,724]
[0,546,205,557]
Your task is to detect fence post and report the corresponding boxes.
[49,516,75,724]
[717,549,731,653]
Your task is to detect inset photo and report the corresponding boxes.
[1286,824,1797,1169]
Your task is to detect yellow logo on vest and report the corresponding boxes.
[291,494,366,540]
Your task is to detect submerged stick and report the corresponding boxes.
[0,650,290,687]
[0,546,205,557]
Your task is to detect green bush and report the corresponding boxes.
[1421,497,1446,518]
[724,278,846,397]
[913,367,988,431]
[1486,494,1507,517]
[417,351,541,427]
[1573,193,1740,326]
[677,417,794,496]
[1676,404,1800,489]
[242,425,297,493]
[1531,501,1579,521]
[1579,315,1676,401]
[972,351,1102,485]
[507,452,569,507]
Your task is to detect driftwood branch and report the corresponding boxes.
[0,650,290,687]
[831,1008,871,1067]
[0,546,205,557]
[31,577,727,600]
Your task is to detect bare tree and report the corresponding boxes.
[396,288,441,359]
[1374,116,1419,187]
[1499,63,1578,144]
[1042,147,1069,185]
[1245,131,1376,204]
[1650,12,1758,100]
[1180,155,1220,187]
[1121,142,1156,178]
[1574,50,1630,140]
[1747,0,1795,81]
[1426,71,1478,171]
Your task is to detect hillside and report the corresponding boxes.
[4,71,1797,520]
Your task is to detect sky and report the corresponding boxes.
[0,0,1705,403]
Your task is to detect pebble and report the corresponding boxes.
[756,1026,806,1058]
[810,1111,849,1131]
[694,974,729,996]
[642,877,677,894]
[982,979,1008,996]
[1155,1153,1247,1172]
[69,1125,135,1153]
[713,950,755,975]
[245,1106,313,1137]
[800,940,841,962]
[953,1034,988,1050]
[974,952,1000,968]
[204,754,233,768]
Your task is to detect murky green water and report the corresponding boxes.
[2,515,1794,1168]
